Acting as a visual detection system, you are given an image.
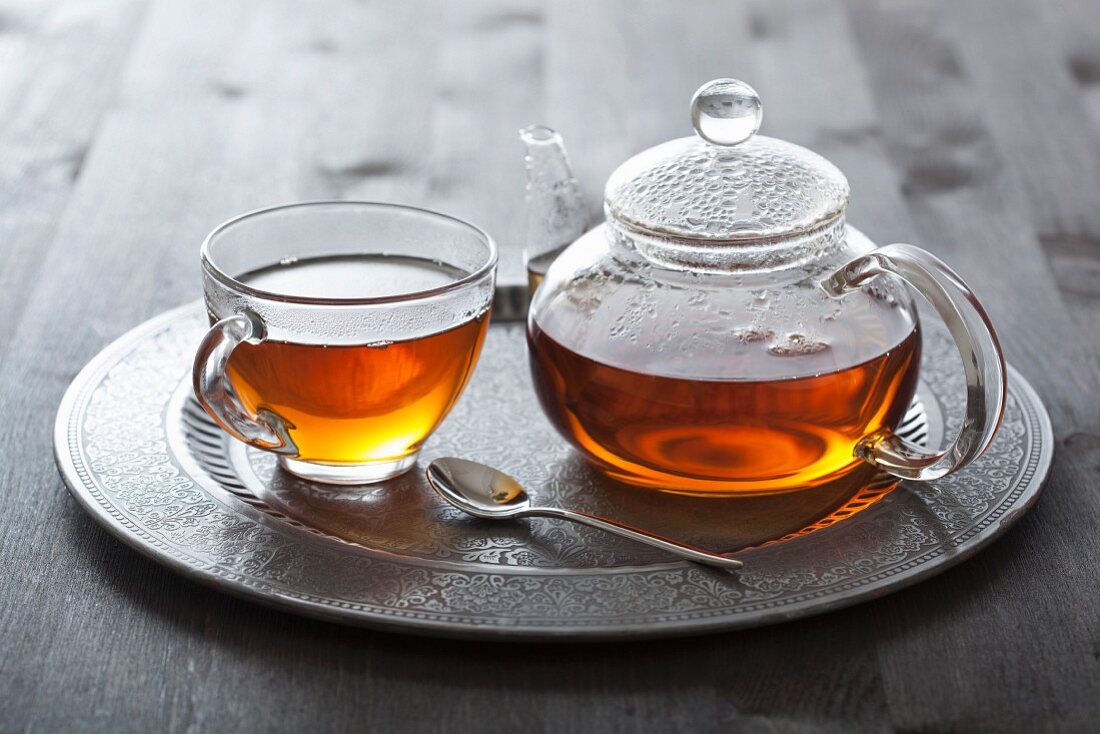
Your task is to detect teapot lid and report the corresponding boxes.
[604,79,850,243]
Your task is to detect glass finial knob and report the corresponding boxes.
[691,79,763,147]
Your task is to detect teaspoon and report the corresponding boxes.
[425,457,743,570]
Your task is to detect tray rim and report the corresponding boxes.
[53,300,1055,641]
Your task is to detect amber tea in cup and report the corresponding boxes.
[194,202,496,485]
[227,257,489,465]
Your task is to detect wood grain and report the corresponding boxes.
[0,0,147,359]
[1,1,1097,732]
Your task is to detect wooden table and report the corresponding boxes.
[2,1,1098,731]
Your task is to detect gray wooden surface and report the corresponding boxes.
[1,0,1098,731]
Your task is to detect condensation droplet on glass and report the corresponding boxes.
[768,332,830,356]
[732,326,773,344]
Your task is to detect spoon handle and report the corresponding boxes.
[527,507,743,570]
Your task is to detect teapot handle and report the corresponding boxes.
[821,244,1006,481]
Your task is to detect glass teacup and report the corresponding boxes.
[193,201,496,484]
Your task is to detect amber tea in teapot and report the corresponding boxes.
[524,79,1005,496]
[530,308,920,495]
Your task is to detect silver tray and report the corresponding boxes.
[54,291,1052,640]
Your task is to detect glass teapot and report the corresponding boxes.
[523,79,1006,496]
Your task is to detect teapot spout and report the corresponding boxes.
[521,125,589,292]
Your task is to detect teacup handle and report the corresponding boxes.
[821,243,1006,481]
[192,312,297,454]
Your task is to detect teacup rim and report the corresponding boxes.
[200,200,498,307]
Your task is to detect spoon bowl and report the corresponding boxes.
[426,457,529,518]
